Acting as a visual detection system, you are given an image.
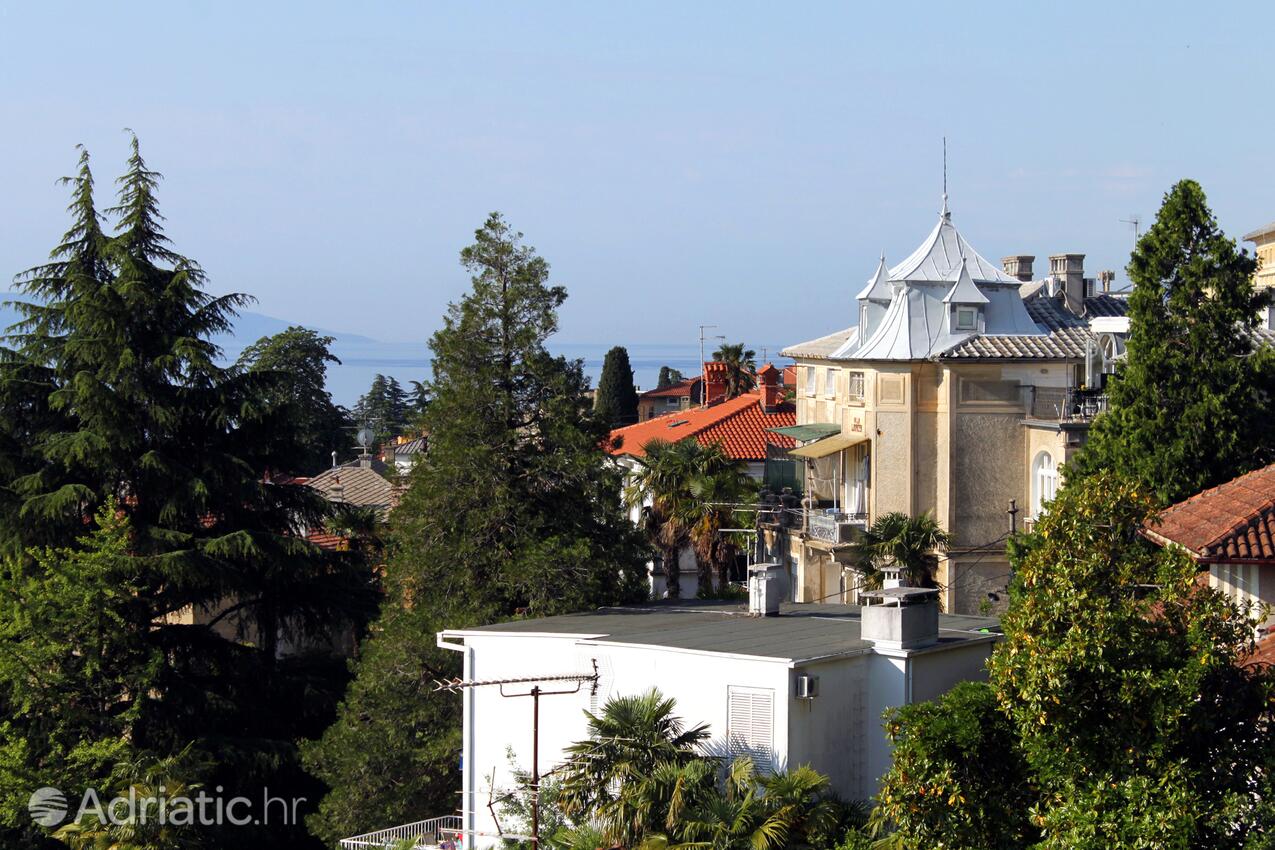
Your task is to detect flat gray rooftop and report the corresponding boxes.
[459,600,1000,663]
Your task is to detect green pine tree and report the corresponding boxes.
[0,139,378,849]
[656,366,685,390]
[304,212,648,845]
[354,373,410,447]
[238,326,354,473]
[1070,179,1275,505]
[594,345,640,426]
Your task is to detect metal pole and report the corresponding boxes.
[530,685,540,846]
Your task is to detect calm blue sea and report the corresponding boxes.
[306,340,790,407]
[0,293,788,409]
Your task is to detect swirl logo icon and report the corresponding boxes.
[28,787,68,827]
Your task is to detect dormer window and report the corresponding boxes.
[955,307,978,331]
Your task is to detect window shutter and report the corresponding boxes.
[727,686,774,770]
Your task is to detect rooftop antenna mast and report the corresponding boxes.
[434,665,599,846]
[1120,214,1141,239]
[941,137,950,217]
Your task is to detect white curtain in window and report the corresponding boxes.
[1031,451,1057,519]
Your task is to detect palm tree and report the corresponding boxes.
[644,758,857,850]
[851,511,952,589]
[626,439,701,598]
[712,343,757,399]
[55,749,203,850]
[685,444,758,593]
[557,689,711,847]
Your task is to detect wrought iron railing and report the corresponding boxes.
[340,815,463,849]
[1026,386,1108,424]
[808,511,868,545]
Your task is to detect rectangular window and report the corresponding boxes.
[823,367,836,398]
[727,686,774,770]
[848,371,865,400]
[805,367,817,397]
[955,307,977,330]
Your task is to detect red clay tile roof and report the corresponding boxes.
[641,378,699,399]
[1143,464,1275,562]
[1243,634,1275,669]
[607,392,795,461]
[306,530,349,551]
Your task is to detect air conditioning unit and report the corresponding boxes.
[795,674,819,700]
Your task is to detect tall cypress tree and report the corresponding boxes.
[304,212,648,845]
[1071,179,1275,505]
[0,140,377,849]
[594,345,639,426]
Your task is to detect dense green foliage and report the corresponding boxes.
[625,438,755,597]
[594,345,640,426]
[238,326,353,473]
[1071,180,1275,505]
[304,213,648,845]
[712,342,757,399]
[875,682,1036,850]
[876,473,1275,849]
[656,366,685,389]
[0,141,377,849]
[556,690,868,850]
[850,511,950,590]
[354,373,413,448]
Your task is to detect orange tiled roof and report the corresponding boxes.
[1143,464,1275,563]
[306,530,349,551]
[607,392,794,462]
[641,378,699,399]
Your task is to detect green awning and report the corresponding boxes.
[767,423,842,442]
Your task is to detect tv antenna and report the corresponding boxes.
[1120,214,1141,239]
[698,324,724,405]
[434,665,600,846]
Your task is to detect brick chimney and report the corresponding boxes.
[1049,253,1086,315]
[758,363,782,412]
[703,361,729,405]
[1001,255,1035,283]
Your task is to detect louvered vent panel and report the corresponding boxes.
[727,686,774,771]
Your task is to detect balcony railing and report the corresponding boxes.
[1027,386,1108,424]
[340,815,463,850]
[808,511,868,545]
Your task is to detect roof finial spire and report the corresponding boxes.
[941,136,950,218]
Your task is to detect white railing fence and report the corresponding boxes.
[340,815,464,850]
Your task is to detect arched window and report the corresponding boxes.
[1031,451,1057,519]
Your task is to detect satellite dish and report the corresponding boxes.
[356,426,375,449]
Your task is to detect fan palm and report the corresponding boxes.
[851,511,951,588]
[557,689,711,847]
[685,445,758,593]
[711,343,757,400]
[625,439,703,598]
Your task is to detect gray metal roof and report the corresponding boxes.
[460,600,1000,663]
[781,327,857,361]
[888,206,1019,285]
[1244,220,1275,242]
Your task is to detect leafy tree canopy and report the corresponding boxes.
[0,140,377,849]
[305,213,648,845]
[877,473,1275,849]
[1071,179,1275,505]
[238,326,353,474]
[656,366,685,390]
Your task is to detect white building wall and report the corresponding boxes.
[449,629,997,847]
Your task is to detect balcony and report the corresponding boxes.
[808,511,868,545]
[340,815,463,850]
[1027,386,1108,424]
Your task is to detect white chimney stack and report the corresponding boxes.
[748,563,784,617]
[860,587,940,649]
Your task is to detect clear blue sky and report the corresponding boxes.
[2,1,1272,347]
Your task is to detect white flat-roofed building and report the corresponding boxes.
[410,592,999,849]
